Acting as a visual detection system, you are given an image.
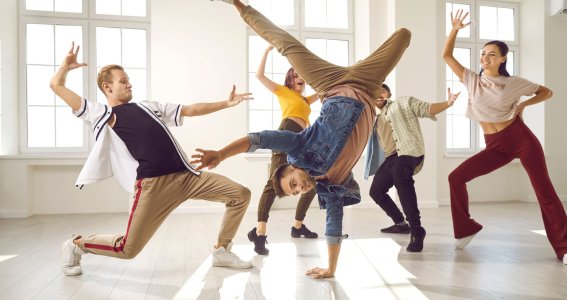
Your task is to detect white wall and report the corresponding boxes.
[1,0,565,217]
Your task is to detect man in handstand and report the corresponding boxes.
[199,0,411,278]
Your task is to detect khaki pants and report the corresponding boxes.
[241,5,411,99]
[79,171,250,259]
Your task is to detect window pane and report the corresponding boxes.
[479,6,497,40]
[122,29,146,68]
[446,3,471,38]
[305,38,326,59]
[446,115,470,148]
[55,25,83,64]
[326,40,349,66]
[96,27,121,66]
[272,110,282,129]
[122,0,146,17]
[271,0,294,26]
[28,107,55,147]
[96,0,121,15]
[56,107,83,147]
[248,36,272,72]
[124,68,146,100]
[249,0,294,26]
[54,0,82,13]
[27,65,56,106]
[249,110,273,132]
[248,74,273,110]
[273,52,291,74]
[26,0,54,12]
[498,8,514,41]
[306,38,349,67]
[305,0,326,27]
[327,0,348,28]
[27,24,54,65]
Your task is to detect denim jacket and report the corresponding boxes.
[248,96,365,244]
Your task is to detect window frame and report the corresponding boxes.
[18,0,150,154]
[246,0,354,136]
[445,0,520,155]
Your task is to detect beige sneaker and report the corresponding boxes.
[61,235,86,276]
[212,242,252,269]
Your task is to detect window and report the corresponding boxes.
[20,0,149,153]
[445,1,519,153]
[247,0,353,133]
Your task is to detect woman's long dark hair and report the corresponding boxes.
[480,40,510,77]
[284,67,296,89]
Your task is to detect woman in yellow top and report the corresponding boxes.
[247,45,319,255]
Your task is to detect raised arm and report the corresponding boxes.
[255,45,277,92]
[191,136,251,171]
[49,42,88,111]
[180,85,252,117]
[442,9,470,82]
[429,88,461,116]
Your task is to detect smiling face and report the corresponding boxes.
[480,44,507,76]
[279,165,316,196]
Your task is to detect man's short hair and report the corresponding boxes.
[271,163,293,198]
[97,64,124,95]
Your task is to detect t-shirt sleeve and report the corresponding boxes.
[273,84,286,96]
[515,77,539,96]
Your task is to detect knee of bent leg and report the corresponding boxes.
[121,246,142,260]
[238,186,252,203]
[448,169,464,186]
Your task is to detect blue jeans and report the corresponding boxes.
[248,97,365,245]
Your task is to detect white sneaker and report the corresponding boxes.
[210,0,234,4]
[61,235,86,276]
[212,242,252,269]
[563,254,566,265]
[455,233,477,249]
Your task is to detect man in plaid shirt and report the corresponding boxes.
[366,84,460,252]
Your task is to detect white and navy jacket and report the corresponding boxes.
[73,98,200,193]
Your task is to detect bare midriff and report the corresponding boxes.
[479,118,515,135]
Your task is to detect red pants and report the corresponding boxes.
[449,117,567,260]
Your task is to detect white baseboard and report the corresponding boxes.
[0,210,30,218]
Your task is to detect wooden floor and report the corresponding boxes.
[0,202,566,300]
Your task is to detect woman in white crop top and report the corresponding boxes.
[443,9,567,264]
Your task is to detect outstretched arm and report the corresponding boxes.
[305,93,319,105]
[256,45,278,92]
[49,42,88,111]
[442,9,470,82]
[181,85,252,117]
[429,88,461,116]
[191,136,251,171]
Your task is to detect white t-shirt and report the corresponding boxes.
[462,68,539,122]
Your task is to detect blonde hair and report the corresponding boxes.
[97,64,124,95]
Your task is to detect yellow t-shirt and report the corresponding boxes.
[274,84,311,125]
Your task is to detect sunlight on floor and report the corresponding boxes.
[0,255,17,263]
[531,230,546,236]
[174,238,428,299]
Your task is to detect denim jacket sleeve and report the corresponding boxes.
[247,130,303,154]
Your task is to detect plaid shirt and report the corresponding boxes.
[377,96,436,173]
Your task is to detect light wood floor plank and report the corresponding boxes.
[0,202,566,300]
